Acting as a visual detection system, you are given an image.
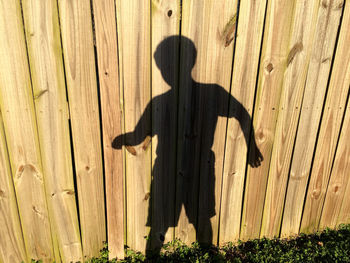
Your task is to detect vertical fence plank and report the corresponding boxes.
[150,0,180,250]
[241,0,297,240]
[320,106,350,229]
[92,0,124,259]
[0,0,55,261]
[282,0,345,237]
[116,0,151,253]
[337,187,350,226]
[336,108,350,225]
[0,111,27,263]
[57,0,106,258]
[21,0,83,261]
[261,0,320,238]
[300,0,349,234]
[175,0,238,245]
[319,1,350,227]
[219,0,267,244]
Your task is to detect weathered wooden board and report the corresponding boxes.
[261,0,320,238]
[0,0,55,261]
[241,0,297,241]
[336,107,350,225]
[116,0,152,253]
[150,0,180,251]
[0,111,27,263]
[301,0,349,234]
[57,0,106,258]
[92,0,124,259]
[22,0,83,261]
[319,0,350,230]
[219,0,267,244]
[320,105,350,229]
[281,0,345,237]
[337,183,350,226]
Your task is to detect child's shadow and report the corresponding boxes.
[112,36,263,256]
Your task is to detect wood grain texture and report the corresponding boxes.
[261,0,320,238]
[22,0,83,261]
[241,0,297,241]
[219,0,267,244]
[92,0,124,259]
[150,0,180,251]
[57,0,106,258]
[336,108,350,225]
[320,106,350,229]
[319,0,350,229]
[0,0,55,261]
[0,111,27,263]
[300,0,349,234]
[116,0,152,253]
[175,0,238,245]
[282,0,345,237]
[337,183,350,226]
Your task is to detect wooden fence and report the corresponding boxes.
[0,0,350,262]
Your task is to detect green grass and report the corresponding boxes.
[33,224,350,262]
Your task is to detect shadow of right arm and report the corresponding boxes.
[226,92,263,167]
[112,102,152,154]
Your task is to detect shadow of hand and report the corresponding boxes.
[248,141,263,168]
[112,135,123,149]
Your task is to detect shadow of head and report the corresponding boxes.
[153,36,196,86]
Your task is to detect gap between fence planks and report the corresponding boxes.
[241,0,297,241]
[92,0,124,259]
[0,0,55,261]
[115,1,128,250]
[22,0,83,261]
[57,0,106,258]
[0,111,27,263]
[300,0,349,234]
[150,0,180,250]
[219,0,267,244]
[320,0,350,229]
[261,0,320,238]
[116,0,152,253]
[281,0,345,237]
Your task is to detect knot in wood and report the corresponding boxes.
[333,185,340,193]
[266,63,274,73]
[311,188,321,199]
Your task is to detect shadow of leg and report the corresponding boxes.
[146,227,163,258]
[197,217,213,246]
[197,150,215,245]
